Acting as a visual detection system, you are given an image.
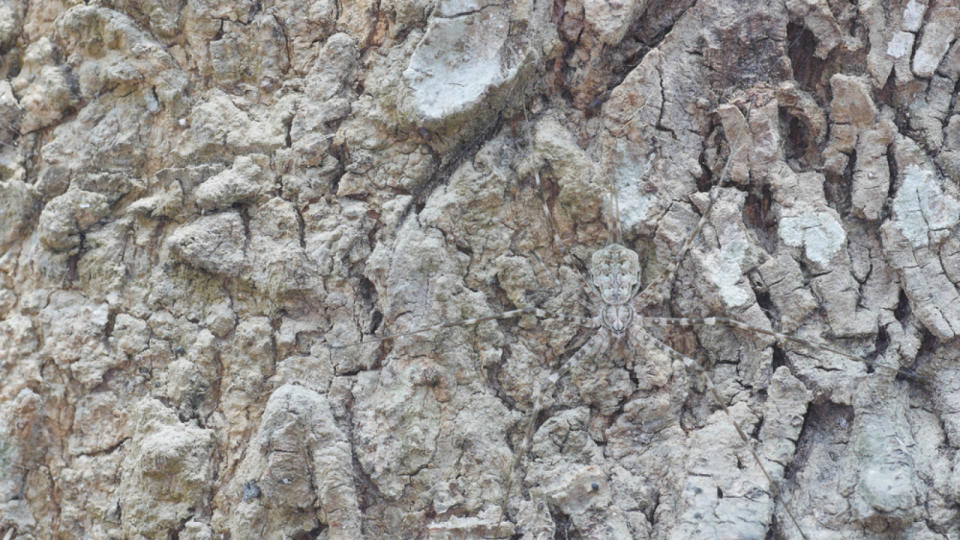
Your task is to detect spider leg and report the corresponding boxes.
[495,327,610,537]
[635,128,752,308]
[634,329,810,540]
[325,307,547,349]
[639,315,926,383]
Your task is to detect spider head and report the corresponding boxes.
[601,304,634,337]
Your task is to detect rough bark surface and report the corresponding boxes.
[1,0,959,538]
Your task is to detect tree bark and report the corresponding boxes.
[1,0,959,538]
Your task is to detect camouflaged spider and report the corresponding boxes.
[328,105,922,540]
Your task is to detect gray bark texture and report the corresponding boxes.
[1,0,960,538]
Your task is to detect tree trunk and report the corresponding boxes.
[1,0,959,538]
